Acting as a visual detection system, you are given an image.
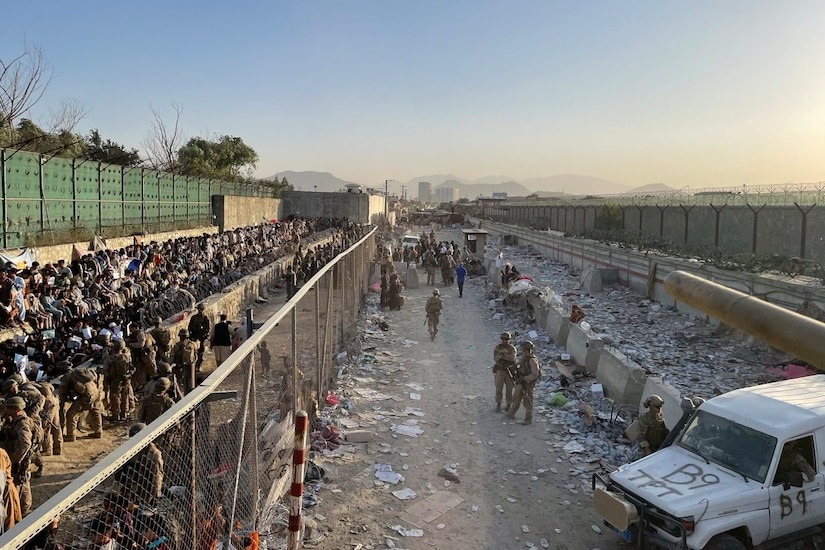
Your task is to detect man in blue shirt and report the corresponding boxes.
[455,262,467,298]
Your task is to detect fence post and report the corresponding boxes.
[97,162,103,235]
[287,411,309,550]
[226,358,254,548]
[1,149,7,248]
[38,154,45,234]
[140,169,145,233]
[292,307,298,415]
[120,166,126,229]
[315,283,321,410]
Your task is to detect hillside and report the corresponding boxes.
[433,179,531,199]
[267,171,362,193]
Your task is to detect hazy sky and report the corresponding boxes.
[2,1,825,189]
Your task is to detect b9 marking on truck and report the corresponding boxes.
[780,490,808,519]
[627,463,721,497]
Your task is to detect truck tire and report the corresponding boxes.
[704,534,747,550]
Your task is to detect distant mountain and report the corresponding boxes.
[471,175,517,186]
[626,183,677,194]
[521,174,631,195]
[433,179,531,199]
[267,171,362,193]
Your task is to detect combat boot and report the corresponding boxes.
[521,416,532,425]
[495,402,501,413]
[506,411,516,419]
[64,434,76,442]
[33,464,43,478]
[53,442,62,456]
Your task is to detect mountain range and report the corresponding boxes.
[267,171,675,198]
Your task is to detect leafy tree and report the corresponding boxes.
[83,129,141,165]
[177,135,258,180]
[4,118,84,157]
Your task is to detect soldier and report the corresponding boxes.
[127,321,157,390]
[1,396,36,515]
[117,423,163,509]
[638,395,668,456]
[171,329,199,393]
[507,341,541,425]
[2,378,45,477]
[143,361,183,402]
[36,382,62,456]
[425,288,443,340]
[58,366,104,441]
[104,339,135,422]
[188,303,210,371]
[492,332,517,413]
[137,378,175,424]
[149,316,172,363]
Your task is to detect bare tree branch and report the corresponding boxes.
[143,102,184,170]
[43,98,88,133]
[0,43,53,129]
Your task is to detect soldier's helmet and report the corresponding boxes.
[179,329,189,338]
[1,379,17,392]
[55,360,73,375]
[432,289,440,295]
[38,382,54,396]
[113,340,126,350]
[154,316,163,326]
[520,340,534,351]
[500,332,511,340]
[644,394,664,408]
[157,361,172,375]
[2,396,25,410]
[8,373,24,384]
[129,422,147,437]
[156,377,172,390]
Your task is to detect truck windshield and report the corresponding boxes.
[678,411,777,483]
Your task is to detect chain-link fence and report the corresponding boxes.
[0,227,377,549]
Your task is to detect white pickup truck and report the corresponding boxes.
[593,375,825,549]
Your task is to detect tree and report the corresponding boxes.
[143,102,184,170]
[176,135,258,180]
[43,98,87,133]
[0,43,52,130]
[83,129,141,165]
[5,118,84,157]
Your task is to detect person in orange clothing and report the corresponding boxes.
[0,447,22,532]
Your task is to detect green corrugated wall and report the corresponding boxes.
[1,149,274,249]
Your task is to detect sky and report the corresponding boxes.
[2,1,825,190]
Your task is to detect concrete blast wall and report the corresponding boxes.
[279,191,384,224]
[212,195,282,232]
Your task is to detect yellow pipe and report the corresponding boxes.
[663,270,825,370]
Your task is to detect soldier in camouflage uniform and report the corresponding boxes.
[118,423,164,509]
[137,378,175,424]
[506,341,542,425]
[492,332,517,413]
[127,322,157,390]
[104,339,135,422]
[1,396,36,515]
[2,378,45,477]
[58,367,104,441]
[638,394,668,456]
[36,382,62,456]
[149,316,172,363]
[425,289,443,340]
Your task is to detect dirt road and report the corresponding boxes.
[310,229,623,550]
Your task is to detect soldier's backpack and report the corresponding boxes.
[71,368,98,394]
[181,340,197,366]
[153,327,171,348]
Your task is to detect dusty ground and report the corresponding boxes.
[308,229,624,550]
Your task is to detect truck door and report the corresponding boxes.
[769,435,824,538]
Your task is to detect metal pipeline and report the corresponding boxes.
[663,270,825,370]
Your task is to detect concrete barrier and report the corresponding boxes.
[640,376,684,428]
[545,306,570,347]
[565,323,604,374]
[595,347,646,407]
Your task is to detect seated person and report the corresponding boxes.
[775,439,816,485]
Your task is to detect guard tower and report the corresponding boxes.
[462,229,488,255]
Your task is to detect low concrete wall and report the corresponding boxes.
[565,323,604,374]
[280,191,381,225]
[545,307,570,347]
[2,226,217,267]
[212,195,281,232]
[595,347,646,407]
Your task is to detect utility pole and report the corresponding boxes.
[384,179,389,221]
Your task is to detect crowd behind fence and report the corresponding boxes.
[0,226,376,549]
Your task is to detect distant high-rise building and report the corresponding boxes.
[418,181,432,203]
[434,186,460,203]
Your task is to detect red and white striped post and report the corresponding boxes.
[287,410,309,549]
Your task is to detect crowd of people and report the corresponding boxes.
[0,216,364,544]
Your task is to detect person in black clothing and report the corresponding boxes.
[187,303,210,371]
[210,314,233,366]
